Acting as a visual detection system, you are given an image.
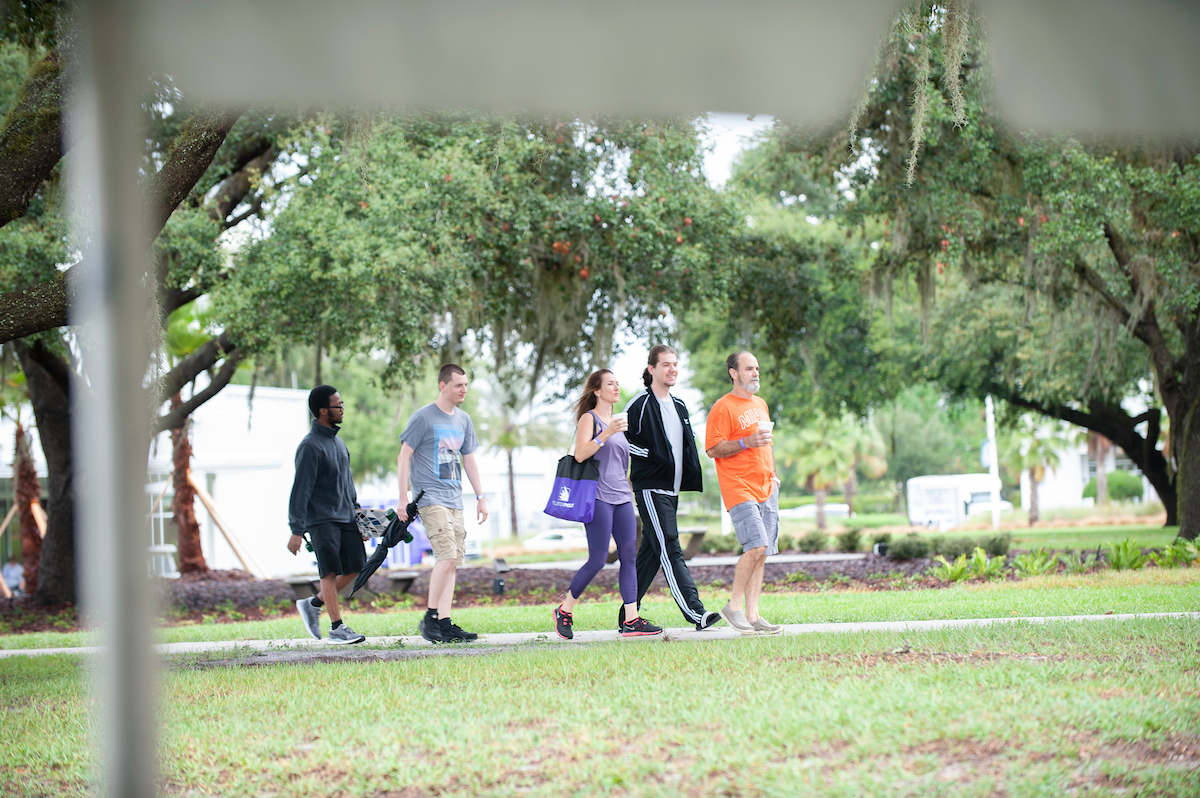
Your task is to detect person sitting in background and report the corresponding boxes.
[3,556,25,595]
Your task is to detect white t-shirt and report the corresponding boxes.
[657,394,684,495]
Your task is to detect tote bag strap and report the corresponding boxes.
[566,412,601,458]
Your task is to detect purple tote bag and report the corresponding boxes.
[543,415,600,524]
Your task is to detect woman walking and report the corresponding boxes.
[554,370,663,639]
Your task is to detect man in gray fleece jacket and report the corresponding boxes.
[287,385,366,644]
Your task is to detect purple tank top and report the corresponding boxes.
[589,412,634,505]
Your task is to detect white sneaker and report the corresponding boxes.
[328,624,365,644]
[750,616,783,635]
[297,597,322,639]
[718,603,756,636]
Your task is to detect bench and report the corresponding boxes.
[286,570,420,600]
[604,525,707,563]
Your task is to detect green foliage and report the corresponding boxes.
[700,533,740,555]
[1058,549,1100,575]
[1012,549,1058,578]
[886,534,930,561]
[930,553,970,582]
[256,595,289,617]
[966,547,1008,580]
[927,532,1010,559]
[873,384,990,489]
[796,529,828,553]
[1082,471,1144,502]
[1149,539,1199,569]
[834,526,862,552]
[1104,539,1148,571]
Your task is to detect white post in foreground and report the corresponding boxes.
[985,395,1002,530]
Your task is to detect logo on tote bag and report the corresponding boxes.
[557,485,571,504]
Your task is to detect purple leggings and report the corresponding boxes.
[568,500,638,604]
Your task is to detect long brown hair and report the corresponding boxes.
[642,344,676,387]
[574,369,612,421]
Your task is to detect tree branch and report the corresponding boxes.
[159,332,236,399]
[153,350,244,433]
[0,47,71,229]
[209,145,276,223]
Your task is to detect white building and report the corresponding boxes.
[1018,440,1159,511]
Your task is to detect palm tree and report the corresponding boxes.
[474,370,567,540]
[778,416,856,531]
[844,420,888,515]
[163,304,216,573]
[1004,416,1071,526]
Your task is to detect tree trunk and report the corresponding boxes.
[13,423,42,595]
[508,448,518,540]
[1028,471,1040,526]
[1175,364,1200,541]
[169,395,207,573]
[1090,433,1110,506]
[14,339,75,605]
[844,469,858,516]
[815,488,827,532]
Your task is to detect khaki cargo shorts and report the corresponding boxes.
[419,504,467,566]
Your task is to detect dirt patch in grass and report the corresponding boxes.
[170,643,526,671]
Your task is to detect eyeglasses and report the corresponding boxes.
[327,403,345,410]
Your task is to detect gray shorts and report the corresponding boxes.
[729,491,780,555]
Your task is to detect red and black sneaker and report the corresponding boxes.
[553,605,574,640]
[620,616,663,637]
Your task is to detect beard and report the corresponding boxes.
[739,378,760,394]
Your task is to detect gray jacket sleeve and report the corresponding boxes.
[288,442,317,536]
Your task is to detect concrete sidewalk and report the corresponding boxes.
[2,612,1195,659]
[511,552,867,570]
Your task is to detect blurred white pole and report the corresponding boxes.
[985,395,1001,530]
[71,1,157,797]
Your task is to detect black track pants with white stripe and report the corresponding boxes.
[633,490,706,624]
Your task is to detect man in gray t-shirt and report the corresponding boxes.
[396,364,488,644]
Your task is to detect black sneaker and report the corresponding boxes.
[554,605,574,640]
[620,616,663,637]
[419,614,446,644]
[444,622,478,642]
[695,611,721,631]
[617,605,625,631]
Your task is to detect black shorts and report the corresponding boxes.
[309,521,366,578]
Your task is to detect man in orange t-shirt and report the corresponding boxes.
[705,351,782,636]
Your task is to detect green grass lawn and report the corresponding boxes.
[2,616,1197,797]
[2,569,1195,651]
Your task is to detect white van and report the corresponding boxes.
[906,474,1011,529]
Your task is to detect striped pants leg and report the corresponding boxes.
[633,490,706,625]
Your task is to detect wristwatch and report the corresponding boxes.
[475,494,485,501]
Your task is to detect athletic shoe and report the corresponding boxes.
[617,605,625,630]
[695,611,721,631]
[328,624,365,645]
[443,622,479,642]
[750,616,783,635]
[297,597,322,640]
[620,616,663,637]
[718,602,756,636]
[553,605,574,640]
[419,614,446,644]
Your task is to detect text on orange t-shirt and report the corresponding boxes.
[705,392,773,510]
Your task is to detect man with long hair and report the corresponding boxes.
[397,364,489,643]
[706,351,782,635]
[622,345,721,630]
[288,385,367,644]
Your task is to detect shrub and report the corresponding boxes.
[1058,549,1099,575]
[926,533,1011,559]
[887,534,930,561]
[784,570,814,584]
[871,532,892,546]
[776,534,797,552]
[1013,548,1058,578]
[1150,538,1200,568]
[1105,538,1148,571]
[931,553,970,582]
[835,526,862,552]
[701,533,740,554]
[967,547,1008,580]
[797,529,828,553]
[1082,470,1144,502]
[982,533,1012,557]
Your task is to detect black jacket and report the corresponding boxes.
[288,421,358,535]
[625,389,703,493]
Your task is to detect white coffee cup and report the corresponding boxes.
[612,412,628,424]
[758,420,774,433]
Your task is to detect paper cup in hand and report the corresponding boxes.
[612,412,628,424]
[758,420,774,433]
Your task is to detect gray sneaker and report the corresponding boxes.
[718,602,756,636]
[328,623,365,645]
[751,616,783,635]
[297,597,322,640]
